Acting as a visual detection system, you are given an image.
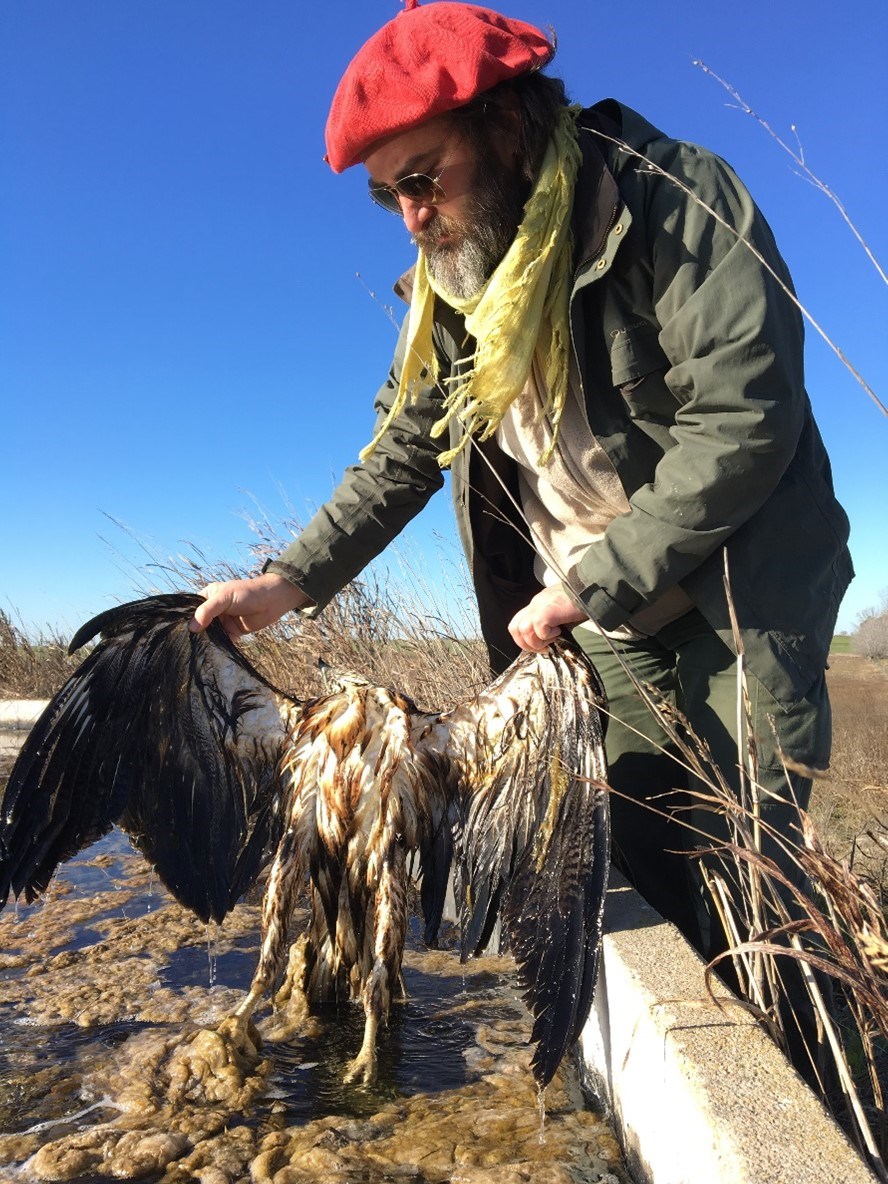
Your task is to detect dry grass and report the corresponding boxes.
[240,570,491,711]
[702,802,888,1173]
[0,517,492,711]
[177,536,492,711]
[813,654,888,907]
[0,609,81,699]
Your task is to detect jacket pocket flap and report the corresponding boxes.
[609,322,668,387]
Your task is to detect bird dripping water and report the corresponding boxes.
[0,593,629,1183]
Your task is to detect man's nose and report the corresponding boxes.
[399,198,436,236]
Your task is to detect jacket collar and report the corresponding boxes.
[569,110,621,275]
[394,264,416,305]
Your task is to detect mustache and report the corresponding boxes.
[412,215,461,251]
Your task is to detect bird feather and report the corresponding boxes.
[429,642,609,1086]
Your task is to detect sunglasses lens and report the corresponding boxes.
[369,187,402,213]
[396,174,441,204]
[369,173,446,213]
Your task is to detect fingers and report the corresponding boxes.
[509,607,560,653]
[189,573,312,637]
[508,587,587,653]
[190,583,238,633]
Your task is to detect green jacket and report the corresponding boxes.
[269,101,852,707]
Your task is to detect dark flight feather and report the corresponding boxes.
[431,642,610,1087]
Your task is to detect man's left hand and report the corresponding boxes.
[508,587,587,652]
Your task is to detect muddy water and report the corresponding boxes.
[0,750,628,1184]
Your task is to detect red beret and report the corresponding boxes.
[324,1,554,173]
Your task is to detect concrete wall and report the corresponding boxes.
[580,871,877,1184]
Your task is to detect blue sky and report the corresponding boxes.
[1,0,886,638]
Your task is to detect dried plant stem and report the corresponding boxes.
[702,865,770,1016]
[790,931,885,1175]
[693,60,888,287]
[723,552,766,933]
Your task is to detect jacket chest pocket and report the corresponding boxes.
[609,323,681,428]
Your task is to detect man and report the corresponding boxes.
[192,2,852,1087]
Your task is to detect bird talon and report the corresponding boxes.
[343,1051,377,1087]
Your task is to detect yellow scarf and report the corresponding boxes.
[359,106,581,468]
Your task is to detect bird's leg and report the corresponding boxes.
[234,827,303,1023]
[343,1005,379,1086]
[272,933,310,1013]
[232,982,265,1024]
[261,933,312,1041]
[342,841,407,1087]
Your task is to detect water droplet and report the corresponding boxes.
[206,921,218,990]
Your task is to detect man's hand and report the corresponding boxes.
[508,586,587,653]
[190,573,311,640]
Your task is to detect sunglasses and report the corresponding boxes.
[367,146,462,215]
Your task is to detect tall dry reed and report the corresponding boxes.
[0,609,78,699]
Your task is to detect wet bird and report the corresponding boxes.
[0,593,609,1087]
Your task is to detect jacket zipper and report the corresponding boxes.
[569,198,621,397]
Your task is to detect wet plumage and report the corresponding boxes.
[0,593,609,1087]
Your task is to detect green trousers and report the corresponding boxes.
[572,609,834,1089]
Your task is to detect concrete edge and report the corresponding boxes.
[0,700,50,728]
[580,870,877,1184]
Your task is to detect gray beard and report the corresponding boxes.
[426,235,501,300]
[419,157,526,301]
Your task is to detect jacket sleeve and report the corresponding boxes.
[577,140,809,629]
[265,316,447,614]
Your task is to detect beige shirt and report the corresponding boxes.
[495,356,693,640]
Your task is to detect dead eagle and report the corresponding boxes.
[0,593,609,1087]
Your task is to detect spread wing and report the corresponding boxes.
[423,640,610,1087]
[0,593,294,923]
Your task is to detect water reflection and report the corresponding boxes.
[0,751,627,1183]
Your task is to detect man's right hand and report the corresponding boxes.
[190,572,311,640]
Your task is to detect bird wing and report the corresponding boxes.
[0,593,293,923]
[423,640,610,1087]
